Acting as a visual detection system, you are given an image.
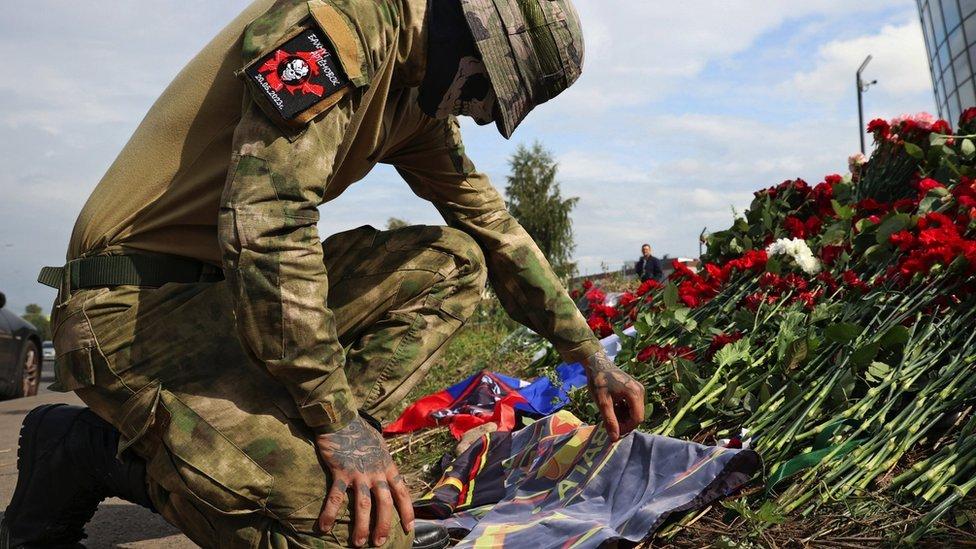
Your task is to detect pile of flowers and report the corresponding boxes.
[556,110,976,540]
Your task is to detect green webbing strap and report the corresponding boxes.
[37,266,64,289]
[37,255,223,290]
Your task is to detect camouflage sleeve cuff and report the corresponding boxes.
[299,385,359,434]
[558,337,604,366]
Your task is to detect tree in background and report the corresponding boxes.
[386,217,410,230]
[505,142,579,279]
[22,304,51,340]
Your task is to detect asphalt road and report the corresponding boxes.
[0,362,193,547]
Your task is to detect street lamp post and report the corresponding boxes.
[857,55,877,154]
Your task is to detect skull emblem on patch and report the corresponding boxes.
[256,49,326,97]
[280,57,311,84]
[244,26,351,121]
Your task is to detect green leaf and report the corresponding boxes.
[867,361,891,383]
[674,307,690,323]
[904,141,924,159]
[821,222,849,245]
[963,138,976,158]
[674,414,700,437]
[784,338,810,370]
[714,338,751,367]
[832,199,854,220]
[864,243,893,263]
[663,282,679,309]
[674,383,692,407]
[824,322,863,344]
[855,217,879,233]
[634,317,650,336]
[812,302,842,323]
[852,342,881,369]
[642,401,654,421]
[931,133,949,147]
[732,308,755,327]
[876,213,912,244]
[879,325,911,350]
[675,357,700,379]
[918,194,941,213]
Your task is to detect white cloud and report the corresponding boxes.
[551,0,907,114]
[788,20,932,102]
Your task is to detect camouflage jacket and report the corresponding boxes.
[69,0,602,433]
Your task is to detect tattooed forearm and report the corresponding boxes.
[317,417,392,474]
[584,351,636,394]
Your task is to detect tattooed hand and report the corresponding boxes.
[315,416,414,547]
[584,349,646,442]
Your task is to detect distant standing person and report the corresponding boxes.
[636,244,663,282]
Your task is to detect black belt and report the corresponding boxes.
[38,254,224,291]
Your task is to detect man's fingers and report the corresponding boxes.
[628,385,646,427]
[389,472,415,534]
[318,479,347,534]
[371,481,394,546]
[596,393,620,442]
[614,398,637,436]
[352,482,371,547]
[615,387,645,437]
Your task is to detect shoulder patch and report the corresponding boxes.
[244,27,350,122]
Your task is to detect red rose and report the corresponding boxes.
[783,216,806,238]
[918,178,945,194]
[961,107,976,126]
[797,288,822,309]
[892,198,918,212]
[636,278,662,296]
[783,273,809,291]
[708,332,743,356]
[867,118,891,138]
[931,119,952,135]
[820,245,844,266]
[805,216,823,236]
[585,288,607,305]
[725,250,768,274]
[758,272,782,290]
[817,272,839,292]
[637,344,696,364]
[889,230,916,251]
[842,270,870,293]
[587,314,612,338]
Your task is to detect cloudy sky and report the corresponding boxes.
[0,1,934,314]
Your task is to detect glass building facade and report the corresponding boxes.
[917,0,976,125]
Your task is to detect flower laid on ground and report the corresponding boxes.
[554,111,976,542]
[766,238,822,275]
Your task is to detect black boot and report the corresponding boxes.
[412,521,450,549]
[0,404,153,548]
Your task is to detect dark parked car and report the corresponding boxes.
[0,292,43,398]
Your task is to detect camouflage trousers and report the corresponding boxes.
[50,225,487,548]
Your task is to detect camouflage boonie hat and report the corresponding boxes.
[460,0,584,138]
